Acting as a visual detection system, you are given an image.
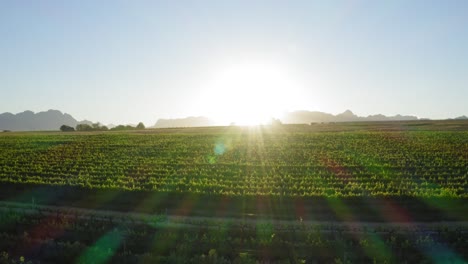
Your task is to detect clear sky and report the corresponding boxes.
[1,1,467,125]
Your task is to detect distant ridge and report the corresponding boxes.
[281,110,421,124]
[151,110,424,127]
[454,115,468,120]
[153,116,215,128]
[0,110,90,131]
[1,109,467,131]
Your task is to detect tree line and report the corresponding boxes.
[60,122,145,132]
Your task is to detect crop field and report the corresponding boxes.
[1,123,467,197]
[0,121,467,263]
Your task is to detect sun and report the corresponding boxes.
[200,60,302,125]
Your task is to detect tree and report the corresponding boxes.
[76,123,108,131]
[60,125,75,132]
[76,124,93,131]
[93,123,109,131]
[136,122,145,130]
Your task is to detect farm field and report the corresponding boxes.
[4,1,468,263]
[0,120,467,263]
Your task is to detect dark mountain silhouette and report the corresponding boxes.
[151,110,424,128]
[153,116,215,128]
[335,109,361,122]
[1,109,465,131]
[0,110,90,131]
[281,110,420,124]
[454,115,468,120]
[280,110,335,124]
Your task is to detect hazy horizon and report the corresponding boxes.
[1,1,467,125]
[0,106,446,126]
[3,108,465,130]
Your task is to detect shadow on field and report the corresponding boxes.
[0,183,466,222]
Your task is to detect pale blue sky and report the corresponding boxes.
[1,1,467,125]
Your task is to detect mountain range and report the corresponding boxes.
[0,110,91,131]
[153,116,215,128]
[0,109,467,131]
[281,110,422,124]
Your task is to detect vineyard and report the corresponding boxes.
[0,121,467,262]
[1,125,467,197]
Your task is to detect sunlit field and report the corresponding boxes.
[0,121,467,263]
[2,1,468,263]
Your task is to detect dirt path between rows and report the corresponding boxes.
[1,200,467,233]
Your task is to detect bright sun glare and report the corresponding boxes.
[201,60,302,125]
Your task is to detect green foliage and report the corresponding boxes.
[136,122,145,130]
[0,128,466,198]
[0,124,466,263]
[76,123,108,131]
[59,124,75,132]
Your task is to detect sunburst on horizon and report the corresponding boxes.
[199,60,305,126]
